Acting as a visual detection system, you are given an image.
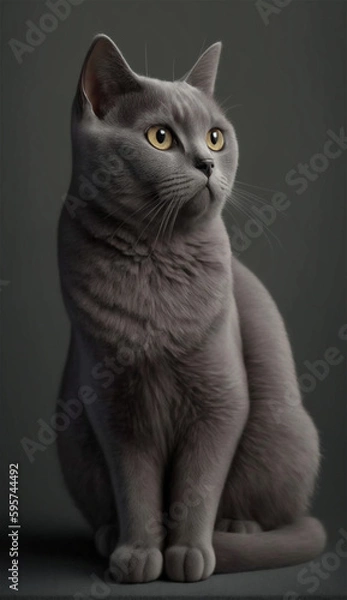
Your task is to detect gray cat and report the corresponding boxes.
[57,34,326,583]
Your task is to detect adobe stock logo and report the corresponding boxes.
[255,0,293,26]
[284,529,347,600]
[229,190,289,256]
[8,0,85,65]
[286,128,347,195]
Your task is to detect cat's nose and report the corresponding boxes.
[195,158,214,178]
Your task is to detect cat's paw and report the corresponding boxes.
[109,544,163,583]
[216,519,262,533]
[165,544,215,582]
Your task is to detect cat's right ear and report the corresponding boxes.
[185,42,222,97]
[74,34,142,119]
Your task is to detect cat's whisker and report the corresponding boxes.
[226,202,270,252]
[232,198,275,252]
[108,198,156,242]
[235,179,279,194]
[219,93,234,109]
[151,206,169,253]
[169,197,184,242]
[222,203,244,238]
[234,184,269,200]
[231,196,283,251]
[160,180,191,194]
[104,196,152,224]
[233,186,275,207]
[232,188,270,208]
[144,42,149,77]
[133,198,167,248]
[223,104,243,114]
[166,193,182,243]
[233,190,288,229]
[161,198,176,240]
[163,204,175,241]
[197,38,208,61]
[152,197,176,252]
[159,174,187,186]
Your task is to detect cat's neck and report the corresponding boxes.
[67,192,229,263]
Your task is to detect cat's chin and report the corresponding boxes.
[182,186,212,220]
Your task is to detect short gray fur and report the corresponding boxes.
[57,35,326,583]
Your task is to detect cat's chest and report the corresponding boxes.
[129,252,226,315]
[112,250,228,347]
[68,237,232,353]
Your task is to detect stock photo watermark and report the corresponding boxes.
[8,463,20,592]
[255,0,293,26]
[272,323,347,424]
[0,279,10,292]
[230,126,347,257]
[8,0,85,65]
[285,128,347,195]
[21,328,164,463]
[62,145,137,218]
[21,384,98,463]
[284,528,347,600]
[230,189,289,257]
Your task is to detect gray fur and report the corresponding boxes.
[57,35,326,583]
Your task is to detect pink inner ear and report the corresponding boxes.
[80,37,141,119]
[185,42,222,97]
[83,66,99,116]
[82,40,111,117]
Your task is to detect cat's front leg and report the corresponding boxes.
[165,341,249,582]
[84,389,165,583]
[106,446,164,583]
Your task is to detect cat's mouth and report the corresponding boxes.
[190,179,212,200]
[196,180,216,202]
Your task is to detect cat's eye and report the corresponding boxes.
[206,128,225,151]
[146,126,173,151]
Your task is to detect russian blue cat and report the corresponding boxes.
[57,35,326,583]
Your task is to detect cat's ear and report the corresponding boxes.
[75,34,142,118]
[185,42,222,96]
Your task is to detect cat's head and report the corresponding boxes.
[71,35,238,238]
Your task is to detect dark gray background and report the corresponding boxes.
[1,0,346,597]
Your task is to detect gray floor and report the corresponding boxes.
[0,527,346,599]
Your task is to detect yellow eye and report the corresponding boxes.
[206,128,225,151]
[146,126,173,151]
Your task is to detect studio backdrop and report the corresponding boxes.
[1,0,346,598]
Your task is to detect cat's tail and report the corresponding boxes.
[213,516,326,573]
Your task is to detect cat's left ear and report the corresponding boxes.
[75,34,142,118]
[185,42,222,96]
